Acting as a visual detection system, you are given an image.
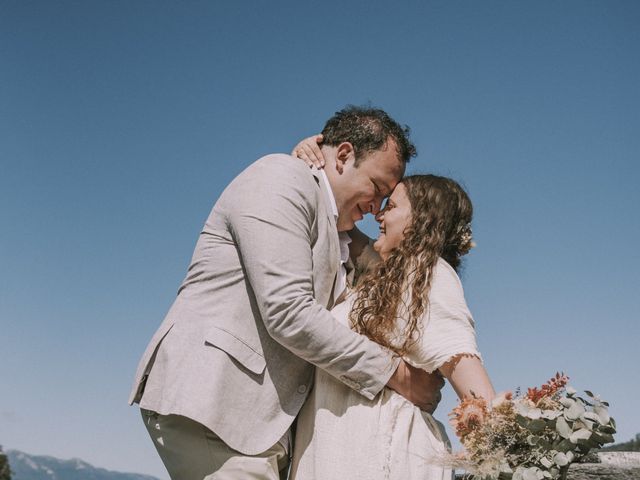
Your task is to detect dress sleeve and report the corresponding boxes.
[404,259,482,373]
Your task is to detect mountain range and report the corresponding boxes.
[6,450,161,480]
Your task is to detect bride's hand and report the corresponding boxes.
[292,134,325,169]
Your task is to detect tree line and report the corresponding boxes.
[601,433,640,452]
[0,445,10,480]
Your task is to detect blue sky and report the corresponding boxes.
[1,1,638,478]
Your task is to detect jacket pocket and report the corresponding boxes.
[205,325,266,375]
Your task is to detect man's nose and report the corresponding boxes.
[375,209,384,222]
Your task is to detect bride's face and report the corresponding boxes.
[373,182,412,260]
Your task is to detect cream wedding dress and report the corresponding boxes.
[290,256,481,480]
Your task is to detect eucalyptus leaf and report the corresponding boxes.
[599,432,614,444]
[527,408,543,420]
[528,419,546,432]
[516,402,532,416]
[594,405,610,424]
[557,439,575,452]
[565,402,585,420]
[522,467,541,480]
[560,397,575,408]
[556,416,572,438]
[581,412,600,423]
[537,438,552,449]
[554,452,569,467]
[580,437,601,449]
[584,390,594,397]
[571,414,600,432]
[570,428,592,444]
[541,410,562,420]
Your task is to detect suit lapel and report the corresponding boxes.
[311,167,340,306]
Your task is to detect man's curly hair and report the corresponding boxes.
[321,105,417,165]
[350,175,474,356]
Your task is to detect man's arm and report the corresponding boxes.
[223,154,443,410]
[222,155,397,399]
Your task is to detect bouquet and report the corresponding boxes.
[447,373,616,480]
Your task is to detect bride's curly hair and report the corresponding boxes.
[349,174,474,356]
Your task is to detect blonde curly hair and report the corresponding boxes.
[349,174,474,356]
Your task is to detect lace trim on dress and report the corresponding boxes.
[403,351,483,374]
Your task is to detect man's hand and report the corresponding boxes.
[386,360,445,414]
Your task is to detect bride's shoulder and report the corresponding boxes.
[428,258,466,300]
[432,257,461,280]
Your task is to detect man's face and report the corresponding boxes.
[332,138,405,231]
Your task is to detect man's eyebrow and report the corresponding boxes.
[380,181,393,196]
[375,182,391,197]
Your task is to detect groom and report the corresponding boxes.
[129,106,444,479]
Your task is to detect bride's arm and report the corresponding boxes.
[439,355,495,402]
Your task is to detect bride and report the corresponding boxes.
[290,138,496,479]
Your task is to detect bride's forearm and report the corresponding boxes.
[439,355,495,402]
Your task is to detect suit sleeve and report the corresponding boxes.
[221,155,399,399]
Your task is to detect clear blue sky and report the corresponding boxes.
[1,1,638,478]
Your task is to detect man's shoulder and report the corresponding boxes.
[252,153,313,175]
[238,153,318,190]
[222,153,319,205]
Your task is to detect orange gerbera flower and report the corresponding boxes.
[449,396,488,441]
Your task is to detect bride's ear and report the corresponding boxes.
[335,142,355,174]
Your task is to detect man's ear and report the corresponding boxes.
[335,142,355,174]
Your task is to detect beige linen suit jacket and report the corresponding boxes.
[129,154,398,455]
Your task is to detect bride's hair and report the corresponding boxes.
[349,174,474,356]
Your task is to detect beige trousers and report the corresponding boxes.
[141,409,290,480]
